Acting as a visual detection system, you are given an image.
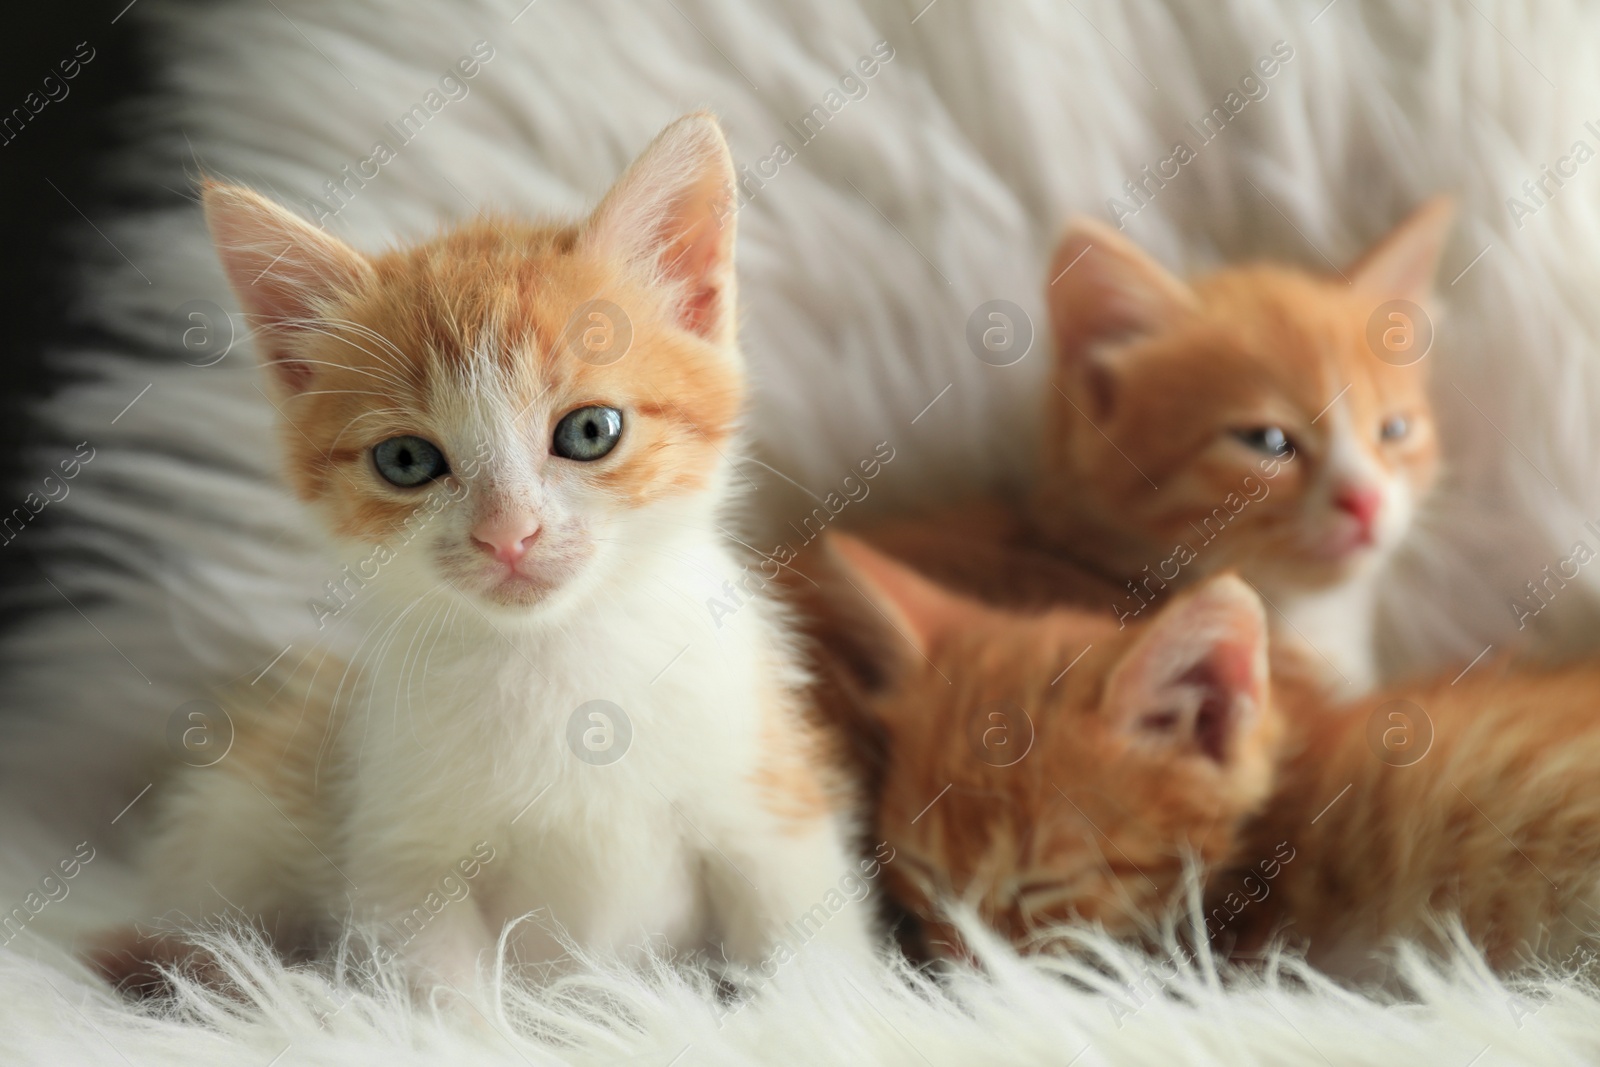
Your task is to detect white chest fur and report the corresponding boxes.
[336,536,796,966]
[1271,575,1380,696]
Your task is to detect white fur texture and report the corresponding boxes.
[7,0,1600,1059]
[5,886,1600,1066]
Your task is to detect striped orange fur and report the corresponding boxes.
[813,532,1600,973]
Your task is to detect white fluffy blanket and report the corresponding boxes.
[7,0,1600,1061]
[8,907,1600,1065]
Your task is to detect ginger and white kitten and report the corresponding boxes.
[827,534,1600,975]
[1031,199,1455,693]
[108,114,869,992]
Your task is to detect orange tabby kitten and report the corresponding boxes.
[826,533,1600,974]
[1031,200,1454,693]
[814,533,1281,958]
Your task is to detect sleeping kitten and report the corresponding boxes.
[1031,199,1454,693]
[1224,656,1600,976]
[815,533,1281,959]
[827,533,1600,975]
[103,114,869,993]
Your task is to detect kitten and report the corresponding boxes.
[1030,200,1455,693]
[815,533,1280,959]
[103,114,870,993]
[1222,657,1600,976]
[829,533,1600,975]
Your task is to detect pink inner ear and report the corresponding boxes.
[657,208,727,339]
[680,284,720,337]
[1205,636,1259,696]
[1110,579,1266,764]
[580,115,738,345]
[1082,361,1116,419]
[234,268,326,391]
[203,183,371,396]
[1179,660,1239,764]
[272,355,315,393]
[1179,629,1263,763]
[1047,221,1197,377]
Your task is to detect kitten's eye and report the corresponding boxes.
[373,435,448,488]
[1380,416,1409,442]
[1232,426,1291,455]
[552,406,624,462]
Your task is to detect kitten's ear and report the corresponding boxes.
[1103,573,1267,765]
[201,181,373,395]
[1045,217,1198,414]
[1348,195,1456,302]
[825,533,976,658]
[581,112,739,348]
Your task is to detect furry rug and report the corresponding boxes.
[8,902,1600,1065]
[6,0,1600,1060]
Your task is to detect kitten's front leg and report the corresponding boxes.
[387,892,497,1001]
[344,836,501,1000]
[704,811,877,970]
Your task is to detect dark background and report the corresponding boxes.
[0,2,150,593]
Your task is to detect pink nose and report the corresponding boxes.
[1333,486,1382,530]
[472,521,540,564]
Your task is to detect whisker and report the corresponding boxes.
[321,316,414,368]
[329,407,411,451]
[273,327,413,390]
[293,389,393,401]
[279,359,403,388]
[398,599,450,750]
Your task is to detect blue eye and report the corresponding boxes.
[1380,416,1409,442]
[373,435,448,487]
[552,406,623,462]
[1232,426,1291,455]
